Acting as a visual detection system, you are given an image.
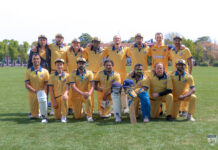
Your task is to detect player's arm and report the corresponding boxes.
[62,83,69,101]
[48,85,58,109]
[94,81,103,92]
[25,81,37,93]
[188,58,193,75]
[179,75,195,100]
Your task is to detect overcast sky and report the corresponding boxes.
[0,0,217,44]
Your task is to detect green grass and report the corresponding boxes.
[0,66,217,150]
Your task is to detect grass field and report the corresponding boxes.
[0,66,217,150]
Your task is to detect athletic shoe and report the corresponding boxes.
[123,108,129,114]
[61,116,67,123]
[143,117,150,123]
[100,113,111,118]
[49,109,54,116]
[41,115,48,123]
[187,114,195,122]
[87,116,94,122]
[180,111,188,117]
[115,114,121,123]
[68,108,73,115]
[166,115,173,122]
[28,113,39,119]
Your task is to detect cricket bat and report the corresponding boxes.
[129,100,137,124]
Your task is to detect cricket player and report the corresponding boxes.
[28,35,51,72]
[171,59,197,121]
[148,63,173,121]
[65,38,86,115]
[126,33,150,71]
[169,36,193,116]
[48,59,69,123]
[25,53,49,123]
[70,57,94,122]
[84,37,105,112]
[125,64,151,122]
[95,59,121,118]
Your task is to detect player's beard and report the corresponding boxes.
[137,41,142,45]
[177,67,184,72]
[79,66,85,70]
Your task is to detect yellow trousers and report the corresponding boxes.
[180,101,189,112]
[68,87,77,109]
[150,94,173,118]
[172,94,197,119]
[53,97,68,119]
[28,93,39,117]
[72,95,92,119]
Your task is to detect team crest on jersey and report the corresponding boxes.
[138,83,141,86]
[111,79,115,82]
[163,49,166,52]
[120,52,123,55]
[85,77,88,80]
[153,49,156,51]
[40,74,43,78]
[163,81,167,84]
[63,79,66,82]
[179,52,183,56]
[143,51,147,54]
[183,79,187,83]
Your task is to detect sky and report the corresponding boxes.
[0,0,217,44]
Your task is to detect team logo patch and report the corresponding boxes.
[120,52,123,55]
[183,79,187,83]
[163,81,167,84]
[85,77,88,80]
[63,79,66,82]
[163,49,166,52]
[143,51,147,54]
[153,49,156,51]
[40,74,43,78]
[111,79,115,82]
[207,135,217,146]
[179,52,183,56]
[138,83,141,86]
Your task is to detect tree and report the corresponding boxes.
[127,37,135,43]
[19,41,29,65]
[8,40,19,66]
[196,36,211,43]
[164,32,182,45]
[79,33,92,48]
[0,42,7,65]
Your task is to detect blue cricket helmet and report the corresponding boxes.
[123,79,135,88]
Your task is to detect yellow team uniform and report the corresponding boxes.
[104,46,127,83]
[69,69,94,119]
[148,72,173,118]
[25,67,49,117]
[126,44,149,71]
[48,71,70,119]
[84,47,105,112]
[95,70,121,116]
[49,43,68,73]
[126,73,150,115]
[148,43,170,72]
[65,47,86,109]
[169,47,193,112]
[171,71,197,118]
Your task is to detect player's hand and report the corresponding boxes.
[127,71,134,76]
[53,101,58,109]
[31,46,37,52]
[62,93,68,101]
[152,93,159,98]
[181,45,186,50]
[178,95,185,100]
[83,92,90,99]
[86,43,92,48]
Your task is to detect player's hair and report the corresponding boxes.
[104,59,114,66]
[32,52,40,58]
[134,64,143,69]
[155,32,163,37]
[152,62,165,73]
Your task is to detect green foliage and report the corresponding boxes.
[19,41,29,63]
[8,39,19,61]
[127,37,135,43]
[164,32,182,45]
[0,42,7,62]
[196,36,211,43]
[213,61,218,67]
[79,33,92,48]
[199,62,209,66]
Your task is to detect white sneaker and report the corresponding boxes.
[87,116,94,122]
[41,118,48,123]
[100,113,111,118]
[61,116,67,123]
[143,117,150,123]
[187,114,195,122]
[180,111,188,117]
[123,108,129,114]
[115,114,121,123]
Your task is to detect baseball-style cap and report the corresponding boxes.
[135,33,143,38]
[76,57,86,63]
[123,79,135,88]
[173,36,182,40]
[55,33,64,38]
[72,38,81,43]
[38,34,47,39]
[92,37,101,42]
[176,59,186,65]
[55,58,65,64]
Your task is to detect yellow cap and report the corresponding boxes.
[173,36,182,40]
[76,57,86,63]
[135,33,143,38]
[55,58,65,64]
[38,34,47,39]
[176,59,186,65]
[55,33,64,38]
[92,37,101,42]
[72,38,81,43]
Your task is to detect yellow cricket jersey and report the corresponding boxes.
[39,48,46,60]
[48,71,70,97]
[25,66,49,91]
[49,43,68,72]
[148,43,170,71]
[169,47,192,72]
[95,70,121,93]
[104,46,127,72]
[69,69,94,92]
[171,71,195,98]
[65,47,86,73]
[126,73,149,90]
[126,44,149,71]
[148,72,172,94]
[84,46,105,73]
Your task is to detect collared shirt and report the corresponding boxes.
[171,71,195,98]
[48,71,70,97]
[126,73,149,90]
[148,43,170,72]
[69,69,94,92]
[84,46,105,73]
[95,70,121,93]
[49,43,68,72]
[25,66,49,91]
[169,47,192,73]
[126,44,150,71]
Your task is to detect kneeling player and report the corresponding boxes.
[48,59,69,123]
[70,57,94,122]
[171,59,197,121]
[149,63,173,121]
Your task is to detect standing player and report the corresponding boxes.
[94,60,121,118]
[65,38,86,115]
[171,59,197,121]
[84,37,105,113]
[48,59,69,123]
[169,36,193,116]
[25,53,49,123]
[148,63,173,121]
[70,57,94,122]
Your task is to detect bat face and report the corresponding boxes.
[111,87,121,94]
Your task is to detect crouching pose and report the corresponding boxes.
[48,59,69,123]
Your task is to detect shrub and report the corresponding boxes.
[213,61,218,67]
[199,62,209,67]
